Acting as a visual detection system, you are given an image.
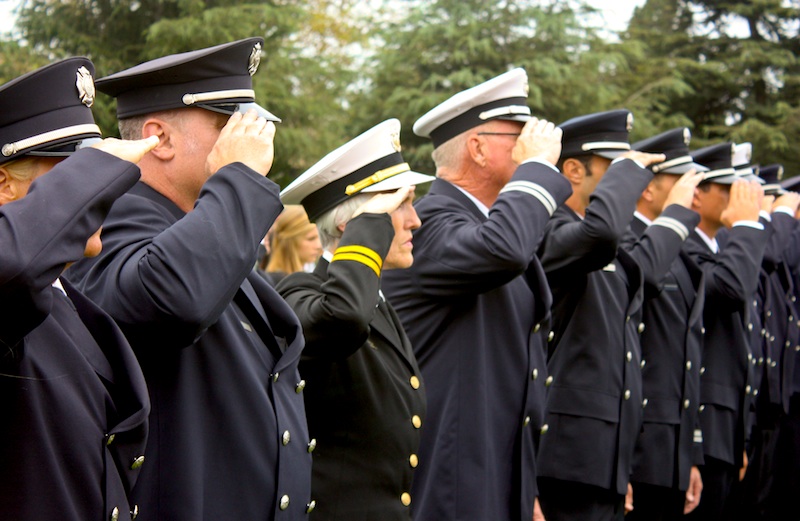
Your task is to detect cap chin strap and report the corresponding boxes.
[182,89,255,106]
[2,124,101,157]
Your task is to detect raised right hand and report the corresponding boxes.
[205,110,276,177]
[91,135,159,164]
[512,117,562,166]
[352,186,415,219]
[721,179,763,228]
[662,169,704,210]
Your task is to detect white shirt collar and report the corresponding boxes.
[634,210,652,226]
[695,227,719,254]
[453,184,490,217]
[52,277,67,296]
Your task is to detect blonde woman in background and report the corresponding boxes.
[263,204,323,285]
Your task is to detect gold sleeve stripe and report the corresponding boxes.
[334,245,383,269]
[331,252,381,277]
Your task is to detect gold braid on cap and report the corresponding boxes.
[345,162,410,196]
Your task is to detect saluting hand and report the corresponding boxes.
[206,109,276,177]
[774,191,800,213]
[620,150,667,168]
[662,169,704,210]
[721,179,763,228]
[91,135,159,164]
[512,117,562,166]
[351,186,415,219]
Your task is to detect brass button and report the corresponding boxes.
[638,322,645,334]
[306,501,316,514]
[307,439,317,453]
[106,434,115,446]
[626,351,632,362]
[131,456,145,470]
[409,454,419,468]
[624,390,631,400]
[401,492,412,506]
[279,495,290,510]
[540,424,549,434]
[746,385,752,395]
[640,359,646,369]
[701,327,706,334]
[272,372,280,383]
[642,398,649,408]
[130,505,139,520]
[759,357,765,366]
[110,507,120,521]
[748,323,753,332]
[547,331,555,342]
[523,416,531,427]
[771,360,777,368]
[686,361,692,371]
[545,376,554,387]
[699,405,705,412]
[684,399,690,409]
[295,380,306,393]
[534,323,541,333]
[531,368,539,381]
[767,310,773,318]
[410,376,421,390]
[795,346,800,352]
[754,389,759,396]
[767,357,773,366]
[412,415,422,429]
[282,430,291,446]
[700,367,705,375]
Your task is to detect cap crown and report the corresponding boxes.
[692,142,738,184]
[96,37,271,119]
[632,127,707,174]
[413,68,531,148]
[0,57,100,165]
[558,109,632,160]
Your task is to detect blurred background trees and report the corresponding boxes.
[1,0,798,184]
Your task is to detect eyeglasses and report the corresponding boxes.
[476,132,521,138]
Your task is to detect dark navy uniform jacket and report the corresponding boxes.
[623,209,706,491]
[382,161,571,521]
[67,163,312,520]
[278,214,426,521]
[537,159,652,496]
[0,149,149,521]
[684,223,767,467]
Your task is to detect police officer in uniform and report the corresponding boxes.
[66,39,313,520]
[622,128,707,520]
[535,110,665,521]
[0,58,155,520]
[278,119,432,520]
[381,69,572,521]
[683,143,768,520]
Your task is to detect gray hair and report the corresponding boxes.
[118,109,186,140]
[315,193,372,250]
[431,132,468,176]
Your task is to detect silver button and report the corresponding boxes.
[795,345,800,352]
[700,367,705,375]
[272,372,280,383]
[767,357,773,366]
[754,389,759,396]
[545,376,554,387]
[106,434,115,446]
[771,335,776,342]
[523,416,531,427]
[684,399,690,409]
[790,315,794,322]
[638,322,645,333]
[626,315,631,322]
[686,361,692,371]
[110,507,120,521]
[624,390,631,400]
[642,398,649,408]
[534,323,541,333]
[767,310,773,317]
[131,456,145,470]
[771,360,777,368]
[307,439,317,453]
[762,329,767,337]
[759,357,765,366]
[701,327,706,334]
[280,495,290,510]
[626,351,632,362]
[548,331,555,342]
[748,353,753,361]
[640,359,646,369]
[531,368,539,381]
[787,341,792,348]
[306,501,316,514]
[130,505,139,520]
[295,380,306,393]
[746,385,752,395]
[540,424,549,434]
[748,323,754,332]
[699,405,706,412]
[282,430,291,446]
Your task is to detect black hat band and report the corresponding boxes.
[429,96,530,148]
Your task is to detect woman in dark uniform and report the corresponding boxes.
[278,119,432,520]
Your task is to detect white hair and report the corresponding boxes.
[315,193,373,250]
[431,132,468,177]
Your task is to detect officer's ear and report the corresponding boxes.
[561,158,586,185]
[641,180,657,203]
[141,119,173,161]
[0,166,21,205]
[466,133,488,168]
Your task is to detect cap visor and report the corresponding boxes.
[201,102,281,123]
[361,171,436,193]
[596,150,628,160]
[659,161,709,175]
[703,174,738,185]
